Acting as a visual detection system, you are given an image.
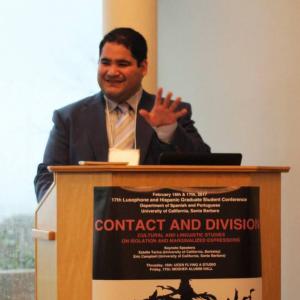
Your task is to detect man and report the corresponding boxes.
[34,27,210,202]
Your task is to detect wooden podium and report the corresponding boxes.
[33,165,289,300]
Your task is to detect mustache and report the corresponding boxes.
[104,77,124,83]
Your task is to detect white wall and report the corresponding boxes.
[158,1,300,298]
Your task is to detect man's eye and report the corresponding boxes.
[118,62,130,67]
[101,60,110,65]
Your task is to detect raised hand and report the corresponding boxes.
[139,88,188,127]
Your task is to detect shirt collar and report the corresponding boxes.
[104,88,143,113]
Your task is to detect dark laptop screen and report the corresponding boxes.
[159,153,242,165]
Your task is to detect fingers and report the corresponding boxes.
[140,91,187,127]
[163,92,173,108]
[139,109,151,123]
[169,97,182,111]
[174,108,188,119]
[155,88,181,110]
[155,87,163,106]
[139,108,149,117]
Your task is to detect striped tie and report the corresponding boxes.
[113,103,135,149]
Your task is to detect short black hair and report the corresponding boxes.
[99,27,147,66]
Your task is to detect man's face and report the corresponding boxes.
[97,42,147,103]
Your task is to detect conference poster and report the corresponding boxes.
[93,186,261,300]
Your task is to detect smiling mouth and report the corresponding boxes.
[105,76,124,83]
[105,81,124,88]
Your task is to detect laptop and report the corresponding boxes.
[159,152,242,166]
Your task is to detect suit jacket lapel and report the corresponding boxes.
[84,93,109,161]
[136,91,155,163]
[82,91,155,163]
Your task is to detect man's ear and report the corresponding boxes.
[140,59,148,76]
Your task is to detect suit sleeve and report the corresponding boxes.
[34,110,70,202]
[170,103,210,153]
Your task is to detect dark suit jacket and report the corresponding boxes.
[34,90,210,201]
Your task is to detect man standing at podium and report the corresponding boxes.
[34,27,210,202]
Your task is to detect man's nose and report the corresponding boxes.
[106,65,119,76]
